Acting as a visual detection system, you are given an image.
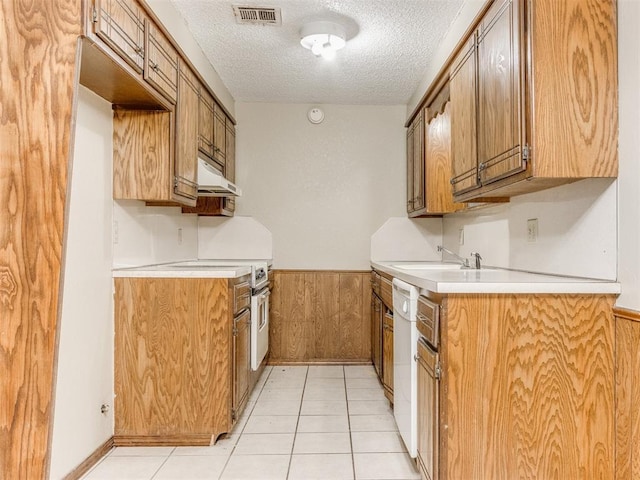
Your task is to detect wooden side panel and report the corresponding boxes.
[225,123,236,182]
[174,61,199,203]
[531,0,618,178]
[269,271,371,363]
[425,102,464,214]
[412,111,426,212]
[444,294,615,479]
[114,278,231,438]
[615,308,640,480]
[113,109,171,200]
[0,1,82,478]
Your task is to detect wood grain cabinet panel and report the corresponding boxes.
[144,20,179,103]
[198,87,216,164]
[213,103,227,166]
[371,294,383,380]
[382,309,394,401]
[113,275,252,445]
[441,293,616,479]
[614,308,640,480]
[450,36,480,196]
[447,0,617,202]
[417,339,439,480]
[174,60,199,203]
[94,0,145,73]
[269,271,372,363]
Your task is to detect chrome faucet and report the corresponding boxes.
[437,246,482,270]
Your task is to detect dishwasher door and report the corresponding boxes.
[392,278,419,458]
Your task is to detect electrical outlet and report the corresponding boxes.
[177,227,183,245]
[458,227,465,246]
[113,220,119,245]
[527,218,538,243]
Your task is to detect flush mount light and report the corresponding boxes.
[300,21,346,60]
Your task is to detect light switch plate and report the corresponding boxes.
[527,218,538,243]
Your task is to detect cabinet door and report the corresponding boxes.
[371,295,383,380]
[144,20,178,103]
[174,61,199,203]
[382,310,394,396]
[477,0,525,185]
[94,0,145,72]
[412,110,426,213]
[213,104,227,166]
[417,339,439,480]
[450,36,479,195]
[198,87,216,162]
[225,122,236,182]
[233,308,251,422]
[406,121,416,213]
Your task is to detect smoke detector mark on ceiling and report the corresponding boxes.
[233,6,282,26]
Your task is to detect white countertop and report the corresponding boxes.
[113,261,254,278]
[371,261,621,295]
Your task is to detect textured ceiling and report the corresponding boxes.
[169,0,465,105]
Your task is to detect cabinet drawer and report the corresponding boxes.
[95,0,145,73]
[233,281,251,315]
[144,20,179,103]
[417,296,439,349]
[380,276,393,310]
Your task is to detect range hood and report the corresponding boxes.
[197,157,242,197]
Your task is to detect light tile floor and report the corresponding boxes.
[82,365,420,480]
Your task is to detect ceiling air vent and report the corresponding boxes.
[232,6,282,26]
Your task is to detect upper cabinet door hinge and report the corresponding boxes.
[522,144,530,163]
[92,6,98,23]
[435,362,442,380]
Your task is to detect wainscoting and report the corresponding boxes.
[269,270,372,364]
[615,307,640,480]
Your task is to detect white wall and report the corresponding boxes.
[441,179,617,280]
[50,87,114,479]
[235,102,407,270]
[617,0,640,310]
[112,201,198,268]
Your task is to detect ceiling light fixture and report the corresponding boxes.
[300,21,346,60]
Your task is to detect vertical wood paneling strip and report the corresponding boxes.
[0,1,82,478]
[269,271,371,363]
[614,308,640,480]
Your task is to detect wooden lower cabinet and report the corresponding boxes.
[427,292,616,479]
[382,309,394,402]
[417,339,439,480]
[114,275,251,445]
[371,294,383,379]
[233,308,251,421]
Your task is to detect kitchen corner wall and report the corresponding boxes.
[234,102,408,270]
[50,87,114,479]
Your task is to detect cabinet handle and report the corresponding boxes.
[151,62,159,72]
[478,162,486,171]
[135,46,143,55]
[414,353,420,362]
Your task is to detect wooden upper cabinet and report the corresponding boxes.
[144,20,179,104]
[447,0,617,202]
[449,35,479,196]
[174,60,199,204]
[213,103,227,166]
[94,0,145,73]
[406,110,425,216]
[477,0,525,185]
[198,87,216,163]
[225,122,236,182]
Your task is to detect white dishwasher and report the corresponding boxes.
[392,278,419,458]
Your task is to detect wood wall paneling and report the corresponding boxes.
[269,271,372,363]
[0,1,82,478]
[615,307,640,480]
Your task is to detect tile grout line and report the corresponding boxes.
[147,447,175,480]
[285,365,309,480]
[344,365,357,480]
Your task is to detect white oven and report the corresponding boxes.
[250,264,270,370]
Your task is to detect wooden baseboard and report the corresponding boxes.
[113,434,215,446]
[268,360,372,366]
[62,436,114,480]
